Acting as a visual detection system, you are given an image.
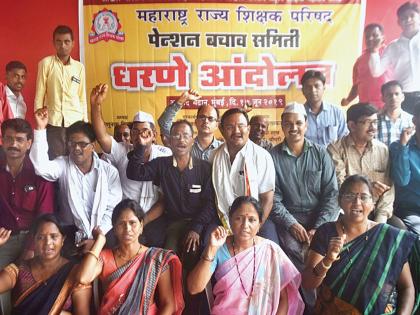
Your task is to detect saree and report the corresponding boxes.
[99,247,184,315]
[11,261,79,315]
[312,223,419,315]
[211,239,304,315]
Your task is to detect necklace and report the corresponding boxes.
[232,237,256,297]
[117,243,142,261]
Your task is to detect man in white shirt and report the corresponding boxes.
[90,84,171,246]
[5,61,27,119]
[369,1,420,115]
[211,108,278,243]
[30,108,122,252]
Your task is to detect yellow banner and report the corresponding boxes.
[83,1,364,143]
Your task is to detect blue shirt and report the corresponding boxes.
[390,136,420,213]
[269,139,339,229]
[304,102,348,148]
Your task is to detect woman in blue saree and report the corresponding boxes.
[0,214,91,315]
[302,175,419,315]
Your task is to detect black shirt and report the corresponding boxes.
[126,146,216,234]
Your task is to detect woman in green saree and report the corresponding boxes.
[302,175,419,315]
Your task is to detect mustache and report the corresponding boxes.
[7,147,20,152]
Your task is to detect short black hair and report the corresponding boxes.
[31,214,65,237]
[220,108,249,127]
[339,175,373,200]
[381,80,403,96]
[66,121,96,143]
[301,70,326,86]
[6,61,27,73]
[250,115,269,124]
[1,118,33,141]
[346,103,378,123]
[170,119,194,136]
[196,105,220,120]
[229,196,263,222]
[53,25,74,40]
[397,1,420,18]
[112,199,146,226]
[364,23,384,34]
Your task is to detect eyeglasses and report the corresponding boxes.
[170,133,193,141]
[131,128,152,137]
[356,119,378,127]
[67,141,92,149]
[223,124,248,132]
[341,193,373,204]
[122,132,130,137]
[197,115,218,123]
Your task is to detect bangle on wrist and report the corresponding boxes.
[201,254,214,262]
[321,258,332,269]
[85,250,99,260]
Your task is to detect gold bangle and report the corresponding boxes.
[201,254,215,262]
[321,258,332,269]
[85,250,99,260]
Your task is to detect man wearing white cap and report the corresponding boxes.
[270,102,339,312]
[90,84,171,246]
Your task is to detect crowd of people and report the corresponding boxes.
[0,1,420,315]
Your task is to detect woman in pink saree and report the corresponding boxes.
[76,199,184,315]
[188,196,304,315]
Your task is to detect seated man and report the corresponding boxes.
[328,103,396,224]
[377,80,414,146]
[211,108,278,243]
[158,89,222,160]
[249,114,273,150]
[302,70,348,147]
[390,104,420,235]
[126,119,216,256]
[0,118,55,315]
[90,84,171,246]
[113,122,131,144]
[270,102,339,311]
[30,109,122,251]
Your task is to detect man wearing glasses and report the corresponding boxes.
[30,107,122,252]
[90,84,171,246]
[328,103,398,225]
[158,89,222,160]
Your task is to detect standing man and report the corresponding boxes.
[5,61,27,119]
[90,84,172,246]
[390,105,420,235]
[341,24,389,110]
[0,118,55,314]
[328,103,396,224]
[34,25,87,159]
[377,80,414,146]
[30,109,122,251]
[249,114,273,150]
[270,102,339,312]
[158,89,222,160]
[211,108,278,243]
[369,1,420,115]
[301,70,348,147]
